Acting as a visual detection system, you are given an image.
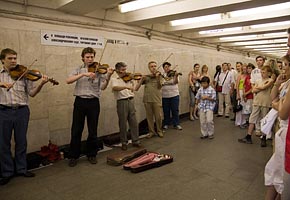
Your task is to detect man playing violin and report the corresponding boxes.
[135,61,164,138]
[66,47,113,167]
[111,62,141,150]
[0,48,49,185]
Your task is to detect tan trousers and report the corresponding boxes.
[117,99,139,144]
[144,102,163,135]
[218,93,231,116]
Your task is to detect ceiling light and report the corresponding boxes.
[199,27,242,35]
[253,48,288,51]
[220,35,257,41]
[230,2,290,17]
[250,21,290,29]
[119,0,175,13]
[220,32,288,41]
[263,32,288,37]
[244,44,287,49]
[261,51,287,54]
[234,39,288,46]
[170,14,221,26]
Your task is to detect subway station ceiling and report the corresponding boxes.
[1,0,290,58]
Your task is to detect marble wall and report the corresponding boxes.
[0,17,255,152]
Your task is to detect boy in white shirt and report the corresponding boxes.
[196,77,216,139]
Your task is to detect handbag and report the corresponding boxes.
[233,101,243,113]
[216,85,222,92]
[242,100,252,114]
[216,72,229,93]
[260,108,278,139]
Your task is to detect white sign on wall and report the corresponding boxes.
[41,30,104,48]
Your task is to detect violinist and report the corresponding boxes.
[111,62,141,150]
[161,62,182,131]
[135,61,164,138]
[66,47,114,167]
[0,48,49,185]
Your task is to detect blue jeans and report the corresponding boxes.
[162,95,180,126]
[0,106,30,177]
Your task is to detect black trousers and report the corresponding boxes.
[0,106,29,177]
[69,97,100,159]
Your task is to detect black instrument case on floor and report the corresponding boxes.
[123,152,173,173]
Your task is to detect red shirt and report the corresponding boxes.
[286,117,290,173]
[244,75,253,99]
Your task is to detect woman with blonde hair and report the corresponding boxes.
[188,63,201,120]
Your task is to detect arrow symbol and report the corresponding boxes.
[43,34,49,40]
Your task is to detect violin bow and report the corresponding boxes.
[156,53,173,71]
[97,40,108,65]
[7,59,38,91]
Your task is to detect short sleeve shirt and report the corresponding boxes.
[195,86,216,112]
[111,77,134,100]
[143,77,162,104]
[69,64,106,98]
[0,67,34,106]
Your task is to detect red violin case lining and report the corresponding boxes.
[123,152,173,173]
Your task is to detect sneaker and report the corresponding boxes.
[68,158,78,167]
[238,136,253,144]
[261,136,267,147]
[88,156,97,164]
[194,115,199,120]
[174,125,182,130]
[190,116,194,121]
[163,125,169,130]
[200,135,208,139]
[208,135,214,139]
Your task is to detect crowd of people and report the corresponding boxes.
[0,27,290,200]
[188,27,290,200]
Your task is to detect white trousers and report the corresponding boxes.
[199,110,214,136]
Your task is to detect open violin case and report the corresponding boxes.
[123,152,173,173]
[107,148,147,166]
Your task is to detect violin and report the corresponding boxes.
[121,72,142,82]
[88,62,109,74]
[167,70,182,78]
[9,64,59,85]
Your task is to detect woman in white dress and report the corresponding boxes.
[264,55,290,200]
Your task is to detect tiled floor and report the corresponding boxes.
[0,117,272,200]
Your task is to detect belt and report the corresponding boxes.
[118,97,134,101]
[0,104,27,110]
